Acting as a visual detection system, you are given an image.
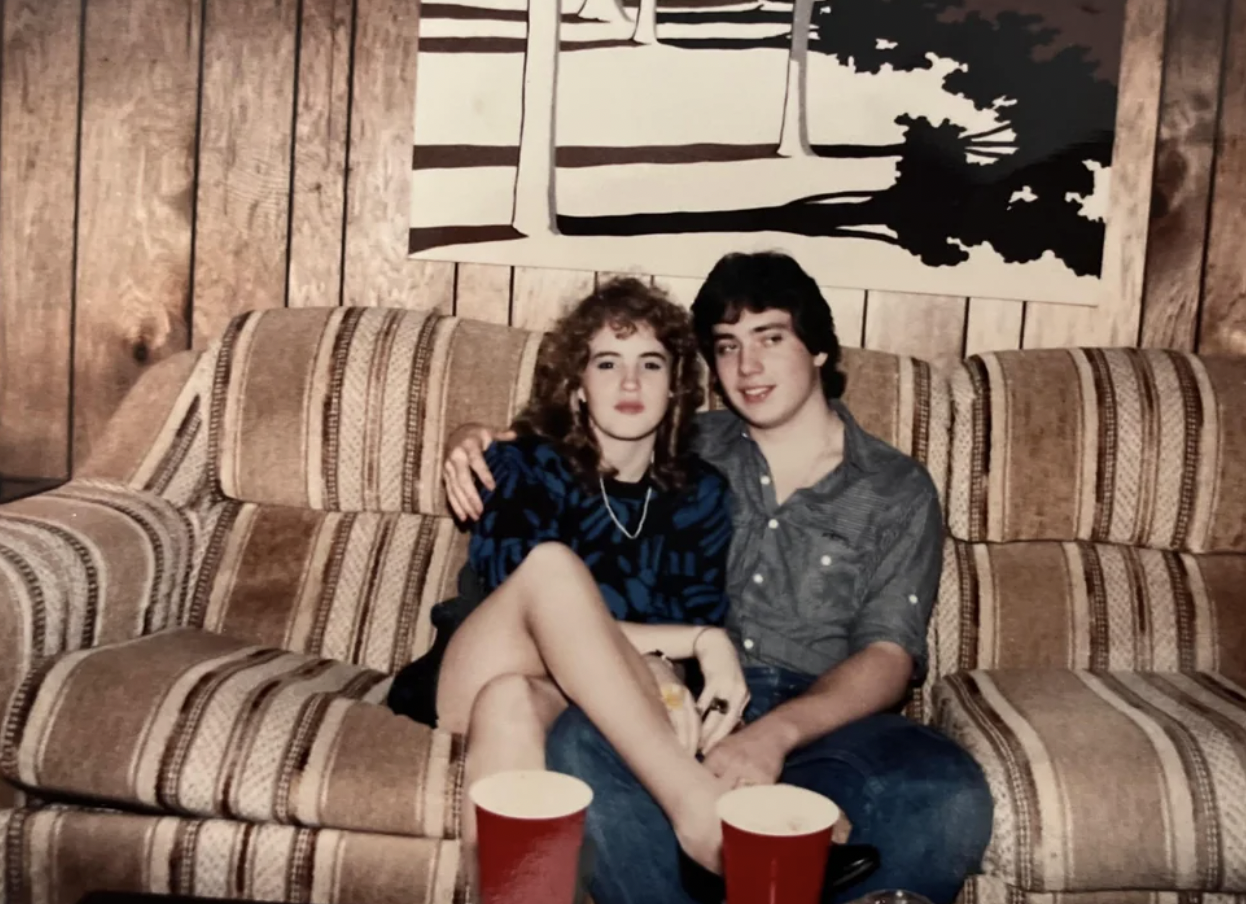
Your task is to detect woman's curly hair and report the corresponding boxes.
[511,277,705,491]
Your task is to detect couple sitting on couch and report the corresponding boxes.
[385,251,994,904]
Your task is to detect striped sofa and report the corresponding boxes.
[0,306,1244,904]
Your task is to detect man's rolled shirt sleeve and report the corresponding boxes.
[848,483,944,684]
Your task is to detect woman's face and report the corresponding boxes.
[577,323,672,445]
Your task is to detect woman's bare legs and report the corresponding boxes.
[436,542,727,872]
[460,673,568,844]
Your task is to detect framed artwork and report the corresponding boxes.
[409,0,1129,306]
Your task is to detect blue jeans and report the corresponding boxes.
[547,666,993,904]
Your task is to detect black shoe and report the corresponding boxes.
[823,843,881,897]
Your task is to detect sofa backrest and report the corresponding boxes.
[202,306,950,515]
[930,348,1246,688]
[207,307,546,516]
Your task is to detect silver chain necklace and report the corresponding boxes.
[599,476,652,540]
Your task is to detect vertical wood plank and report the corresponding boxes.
[1199,0,1246,354]
[1023,0,1167,349]
[596,270,652,287]
[655,276,705,309]
[964,298,1025,356]
[288,0,353,309]
[455,263,512,323]
[863,292,967,363]
[0,0,82,478]
[1140,0,1231,350]
[824,288,866,349]
[192,0,299,345]
[73,0,200,469]
[511,267,594,331]
[344,0,454,312]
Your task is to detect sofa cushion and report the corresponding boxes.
[933,669,1246,893]
[947,349,1246,553]
[183,501,468,672]
[211,307,546,517]
[2,628,464,839]
[930,540,1246,686]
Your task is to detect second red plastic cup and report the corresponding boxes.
[717,783,841,904]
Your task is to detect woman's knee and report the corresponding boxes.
[469,673,547,732]
[518,542,587,579]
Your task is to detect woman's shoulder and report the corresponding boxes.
[682,455,731,500]
[487,434,576,487]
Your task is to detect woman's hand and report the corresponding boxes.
[692,628,749,753]
[644,655,700,755]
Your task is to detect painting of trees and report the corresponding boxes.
[409,0,1127,303]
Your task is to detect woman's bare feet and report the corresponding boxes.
[671,772,730,874]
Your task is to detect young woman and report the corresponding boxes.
[386,278,744,871]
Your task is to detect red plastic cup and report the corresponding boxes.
[716,783,841,904]
[468,769,594,904]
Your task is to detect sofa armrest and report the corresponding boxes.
[0,480,199,710]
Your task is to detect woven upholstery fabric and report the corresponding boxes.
[183,501,468,670]
[934,670,1246,892]
[947,349,1246,553]
[2,629,465,840]
[210,307,547,517]
[0,806,464,904]
[929,539,1246,685]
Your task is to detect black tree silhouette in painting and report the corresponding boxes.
[561,0,1117,277]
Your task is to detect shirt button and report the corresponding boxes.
[752,573,764,585]
[760,475,772,486]
[908,594,919,604]
[821,554,832,566]
[767,518,779,529]
[743,638,756,650]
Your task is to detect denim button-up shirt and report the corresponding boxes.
[691,402,943,682]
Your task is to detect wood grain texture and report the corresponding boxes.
[344,0,453,311]
[596,270,652,287]
[192,0,299,344]
[654,276,704,309]
[825,288,866,348]
[0,0,81,478]
[1139,0,1230,350]
[73,0,200,469]
[511,266,594,331]
[288,0,353,309]
[964,297,1025,356]
[1199,0,1246,354]
[455,263,512,323]
[1023,0,1167,350]
[863,291,966,363]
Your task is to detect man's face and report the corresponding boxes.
[711,309,827,430]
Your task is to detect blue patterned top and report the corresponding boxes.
[468,436,733,626]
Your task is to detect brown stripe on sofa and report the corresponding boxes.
[185,503,467,671]
[0,807,463,904]
[2,630,464,841]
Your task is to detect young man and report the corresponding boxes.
[442,252,993,904]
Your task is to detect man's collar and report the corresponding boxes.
[830,399,884,473]
[705,398,883,474]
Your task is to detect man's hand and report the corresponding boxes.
[701,720,789,788]
[442,424,515,521]
[644,656,700,755]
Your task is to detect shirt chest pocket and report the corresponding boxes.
[795,534,865,617]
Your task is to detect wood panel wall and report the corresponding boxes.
[1,0,1245,479]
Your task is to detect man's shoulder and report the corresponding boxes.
[844,413,939,504]
[690,409,746,463]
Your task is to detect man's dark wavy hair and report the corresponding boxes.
[512,277,705,491]
[691,251,846,400]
